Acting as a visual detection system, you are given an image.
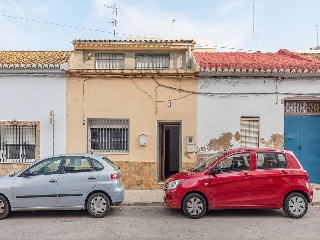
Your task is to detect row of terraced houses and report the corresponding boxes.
[1,39,320,188]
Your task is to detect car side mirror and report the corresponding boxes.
[19,170,32,177]
[208,168,221,175]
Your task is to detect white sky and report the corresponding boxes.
[0,0,319,52]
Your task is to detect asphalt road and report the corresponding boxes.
[1,206,320,240]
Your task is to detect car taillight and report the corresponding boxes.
[111,173,121,179]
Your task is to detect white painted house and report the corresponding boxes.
[0,51,71,174]
[194,49,320,183]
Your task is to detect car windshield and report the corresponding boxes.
[102,156,119,170]
[191,152,225,172]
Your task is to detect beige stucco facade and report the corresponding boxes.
[66,40,198,189]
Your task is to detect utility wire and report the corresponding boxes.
[0,13,253,52]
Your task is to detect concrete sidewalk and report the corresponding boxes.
[122,184,320,206]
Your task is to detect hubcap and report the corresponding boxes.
[90,196,107,215]
[0,199,4,214]
[288,196,306,216]
[186,197,204,216]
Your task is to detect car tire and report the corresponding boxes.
[87,192,111,218]
[283,192,308,219]
[0,195,10,220]
[182,193,207,219]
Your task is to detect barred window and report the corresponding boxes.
[240,117,259,148]
[95,53,124,69]
[0,124,37,163]
[88,118,129,153]
[136,53,170,69]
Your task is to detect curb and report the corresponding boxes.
[122,202,165,206]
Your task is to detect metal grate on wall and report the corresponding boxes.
[240,117,260,148]
[135,53,170,69]
[284,101,320,115]
[95,53,124,69]
[0,125,36,163]
[88,118,129,153]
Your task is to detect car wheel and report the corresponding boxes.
[283,192,308,219]
[183,193,207,219]
[87,192,111,218]
[0,195,10,220]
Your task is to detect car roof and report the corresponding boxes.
[223,148,291,154]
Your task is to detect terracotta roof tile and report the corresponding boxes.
[195,49,320,74]
[0,51,72,68]
[72,39,194,44]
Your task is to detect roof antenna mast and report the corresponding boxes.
[172,18,177,39]
[252,0,255,51]
[104,3,118,39]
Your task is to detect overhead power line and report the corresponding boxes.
[0,13,253,52]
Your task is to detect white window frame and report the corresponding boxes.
[240,117,260,148]
[88,118,129,153]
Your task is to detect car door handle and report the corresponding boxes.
[49,179,57,183]
[88,177,96,180]
[242,173,251,178]
[280,171,289,175]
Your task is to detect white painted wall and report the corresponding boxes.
[197,77,320,153]
[0,71,66,158]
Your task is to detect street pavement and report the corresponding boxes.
[122,183,320,206]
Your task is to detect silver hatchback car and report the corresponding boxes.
[0,154,125,219]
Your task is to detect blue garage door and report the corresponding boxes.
[284,115,320,183]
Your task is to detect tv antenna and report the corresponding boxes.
[172,18,177,39]
[316,24,319,48]
[252,0,255,51]
[104,3,118,39]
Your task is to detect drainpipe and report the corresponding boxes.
[188,44,191,69]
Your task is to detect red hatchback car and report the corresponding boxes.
[164,148,313,219]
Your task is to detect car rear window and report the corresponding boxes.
[102,157,119,170]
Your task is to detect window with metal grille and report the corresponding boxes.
[240,117,259,148]
[135,53,170,69]
[88,118,129,153]
[95,53,124,69]
[0,125,37,163]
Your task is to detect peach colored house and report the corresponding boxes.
[67,39,198,189]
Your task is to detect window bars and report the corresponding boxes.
[135,53,170,69]
[95,53,125,69]
[0,125,36,163]
[88,118,129,153]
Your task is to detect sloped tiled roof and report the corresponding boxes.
[72,39,194,44]
[0,51,72,68]
[195,49,320,74]
[300,52,320,61]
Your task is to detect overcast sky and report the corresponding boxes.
[0,0,319,52]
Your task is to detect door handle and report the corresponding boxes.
[242,173,251,178]
[88,177,96,180]
[49,179,57,183]
[280,171,289,175]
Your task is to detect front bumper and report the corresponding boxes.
[164,189,182,209]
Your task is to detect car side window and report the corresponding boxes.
[27,157,63,176]
[92,159,104,171]
[215,153,250,172]
[64,157,93,173]
[256,152,287,169]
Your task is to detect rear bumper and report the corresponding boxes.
[110,184,125,206]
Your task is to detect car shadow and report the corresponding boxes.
[167,208,285,219]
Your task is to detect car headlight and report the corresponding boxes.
[167,180,183,190]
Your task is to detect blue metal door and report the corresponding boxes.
[285,115,320,183]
